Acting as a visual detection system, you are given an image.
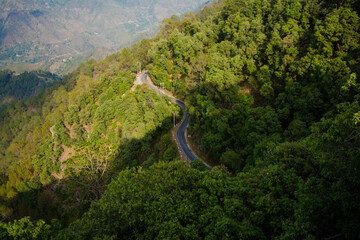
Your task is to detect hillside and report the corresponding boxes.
[0,70,62,110]
[0,0,211,75]
[0,0,359,239]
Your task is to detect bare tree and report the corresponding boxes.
[63,141,117,202]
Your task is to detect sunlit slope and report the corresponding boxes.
[0,0,211,74]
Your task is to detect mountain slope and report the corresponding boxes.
[0,70,61,110]
[0,0,211,74]
[0,0,359,239]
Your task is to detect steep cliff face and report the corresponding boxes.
[0,0,210,74]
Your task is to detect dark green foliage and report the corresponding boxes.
[56,162,263,239]
[0,0,359,238]
[142,154,158,169]
[220,149,242,172]
[52,161,300,239]
[0,70,61,110]
[162,146,177,162]
[143,0,360,237]
[190,158,207,171]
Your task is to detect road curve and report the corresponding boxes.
[138,72,211,170]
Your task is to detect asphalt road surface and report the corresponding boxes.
[138,72,211,170]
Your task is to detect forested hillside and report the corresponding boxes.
[0,50,180,222]
[0,70,61,110]
[0,0,359,239]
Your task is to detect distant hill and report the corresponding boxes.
[0,0,211,75]
[0,70,61,110]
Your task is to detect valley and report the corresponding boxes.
[0,0,210,75]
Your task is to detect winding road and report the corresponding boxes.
[137,72,211,170]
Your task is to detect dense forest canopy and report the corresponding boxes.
[0,70,62,110]
[0,0,359,239]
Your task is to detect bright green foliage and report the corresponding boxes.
[0,0,359,238]
[33,140,62,185]
[0,44,180,220]
[0,217,51,240]
[64,105,80,125]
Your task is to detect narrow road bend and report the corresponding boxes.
[137,71,212,170]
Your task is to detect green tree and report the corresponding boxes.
[162,146,177,162]
[2,217,51,240]
[190,158,207,171]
